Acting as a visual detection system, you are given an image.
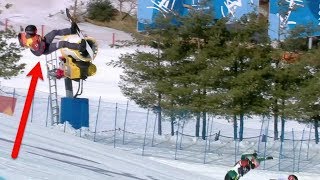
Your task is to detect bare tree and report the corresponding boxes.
[69,0,87,22]
[118,0,137,21]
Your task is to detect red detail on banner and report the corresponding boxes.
[0,96,17,116]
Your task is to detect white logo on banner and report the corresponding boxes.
[147,0,176,17]
[222,0,242,17]
[279,0,304,29]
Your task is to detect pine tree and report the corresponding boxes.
[288,46,320,143]
[0,5,25,79]
[206,13,273,141]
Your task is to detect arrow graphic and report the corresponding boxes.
[12,62,43,159]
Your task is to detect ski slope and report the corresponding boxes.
[0,0,317,179]
[0,118,216,180]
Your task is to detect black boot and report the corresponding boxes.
[71,22,77,34]
[79,39,89,57]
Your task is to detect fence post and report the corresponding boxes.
[113,103,118,148]
[122,100,129,145]
[292,129,295,172]
[279,139,283,171]
[112,33,115,46]
[142,109,150,156]
[93,96,101,142]
[208,117,214,152]
[174,118,181,160]
[46,95,49,127]
[307,123,312,160]
[63,119,67,133]
[151,113,157,147]
[263,117,271,169]
[234,138,238,164]
[5,19,8,31]
[203,117,210,164]
[298,129,305,172]
[258,116,265,153]
[179,120,185,150]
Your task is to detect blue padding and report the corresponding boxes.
[60,97,89,129]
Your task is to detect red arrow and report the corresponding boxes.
[12,62,43,159]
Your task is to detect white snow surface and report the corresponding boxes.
[0,0,317,179]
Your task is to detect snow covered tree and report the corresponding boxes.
[0,4,25,79]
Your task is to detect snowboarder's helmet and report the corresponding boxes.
[25,25,37,35]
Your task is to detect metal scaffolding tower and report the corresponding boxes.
[45,52,60,125]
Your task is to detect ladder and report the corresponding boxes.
[45,51,60,125]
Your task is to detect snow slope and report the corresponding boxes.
[0,115,214,180]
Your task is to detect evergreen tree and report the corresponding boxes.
[208,13,273,141]
[289,46,320,143]
[0,5,25,79]
[268,25,316,141]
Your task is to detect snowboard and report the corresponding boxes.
[65,8,94,61]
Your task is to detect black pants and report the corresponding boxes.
[43,28,79,55]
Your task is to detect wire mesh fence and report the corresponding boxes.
[0,85,320,175]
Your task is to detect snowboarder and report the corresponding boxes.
[225,152,273,180]
[18,23,88,56]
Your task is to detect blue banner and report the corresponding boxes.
[137,0,259,31]
[213,0,259,19]
[269,0,320,40]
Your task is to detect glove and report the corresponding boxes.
[266,156,273,160]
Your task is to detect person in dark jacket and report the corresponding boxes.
[18,24,87,56]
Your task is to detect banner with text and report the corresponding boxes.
[137,0,259,31]
[269,0,320,40]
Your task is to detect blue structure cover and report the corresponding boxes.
[269,0,320,40]
[137,0,259,31]
[60,97,89,129]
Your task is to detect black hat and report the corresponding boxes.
[25,25,37,35]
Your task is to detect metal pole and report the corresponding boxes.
[151,113,157,147]
[5,19,8,31]
[279,140,283,171]
[46,95,49,127]
[63,120,67,133]
[64,78,73,98]
[292,129,295,172]
[308,37,313,50]
[298,129,305,172]
[263,117,271,169]
[113,103,118,148]
[142,109,150,156]
[208,117,214,152]
[93,96,101,142]
[234,138,238,164]
[179,120,185,150]
[258,115,265,153]
[174,118,181,160]
[307,123,312,160]
[122,100,129,145]
[204,117,210,164]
